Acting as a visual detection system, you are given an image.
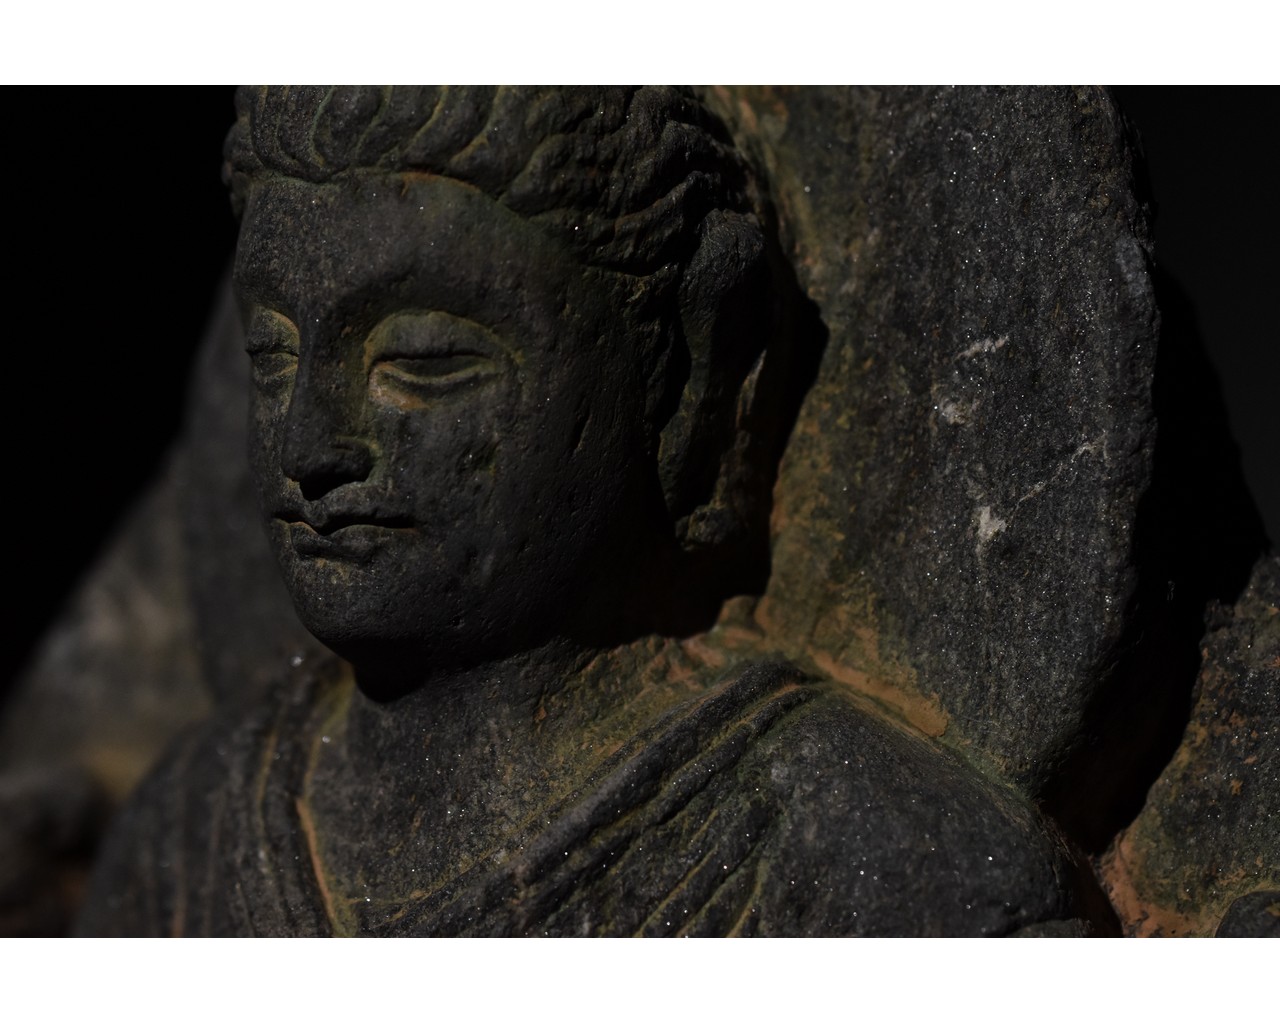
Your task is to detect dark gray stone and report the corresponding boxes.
[79,655,1105,936]
[711,87,1159,793]
[75,87,1142,936]
[33,87,1270,938]
[1216,890,1280,938]
[1104,556,1279,936]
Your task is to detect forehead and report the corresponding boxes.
[233,173,582,332]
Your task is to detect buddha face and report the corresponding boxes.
[233,174,659,682]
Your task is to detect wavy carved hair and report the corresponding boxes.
[225,85,778,575]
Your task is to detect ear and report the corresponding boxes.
[657,209,770,550]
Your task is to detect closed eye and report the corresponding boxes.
[370,352,499,408]
[246,308,300,391]
[251,349,299,381]
[366,311,505,409]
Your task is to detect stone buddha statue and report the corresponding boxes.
[75,86,1120,936]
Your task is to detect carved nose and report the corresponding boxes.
[284,434,375,501]
[280,374,375,500]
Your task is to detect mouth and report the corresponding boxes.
[274,510,417,559]
[276,509,416,535]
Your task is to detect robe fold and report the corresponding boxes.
[78,657,1096,936]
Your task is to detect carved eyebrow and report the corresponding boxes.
[231,255,298,325]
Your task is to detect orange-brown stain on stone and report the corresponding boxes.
[1100,833,1216,937]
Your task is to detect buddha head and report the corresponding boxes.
[224,86,785,692]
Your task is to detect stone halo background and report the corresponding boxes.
[3,86,1275,711]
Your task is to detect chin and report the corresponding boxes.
[283,577,522,691]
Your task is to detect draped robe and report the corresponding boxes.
[78,656,1097,936]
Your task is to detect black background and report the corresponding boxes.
[3,87,1276,704]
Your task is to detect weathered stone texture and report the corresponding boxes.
[1103,556,1279,936]
[16,88,1267,940]
[712,87,1158,790]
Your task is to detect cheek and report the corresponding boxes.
[248,386,288,498]
[503,381,646,555]
[379,400,504,545]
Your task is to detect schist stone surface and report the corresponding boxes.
[1103,556,1279,937]
[710,87,1158,791]
[3,87,1273,937]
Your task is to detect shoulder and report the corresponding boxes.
[76,659,344,936]
[725,674,1101,935]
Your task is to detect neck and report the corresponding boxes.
[301,629,745,908]
[343,637,595,775]
[318,630,725,819]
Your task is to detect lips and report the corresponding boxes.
[274,507,417,560]
[276,508,415,534]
